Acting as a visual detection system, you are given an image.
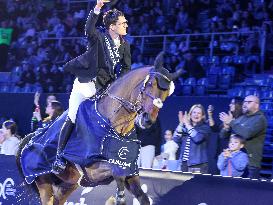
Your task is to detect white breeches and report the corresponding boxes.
[68,78,96,123]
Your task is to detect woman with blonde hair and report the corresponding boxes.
[173,104,211,173]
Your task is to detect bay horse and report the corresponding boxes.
[17,52,176,205]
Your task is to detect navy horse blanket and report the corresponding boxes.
[21,99,141,184]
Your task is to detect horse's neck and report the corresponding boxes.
[98,81,141,136]
[98,68,150,136]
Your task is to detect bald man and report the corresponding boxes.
[219,95,267,179]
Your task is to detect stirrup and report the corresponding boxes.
[52,158,67,174]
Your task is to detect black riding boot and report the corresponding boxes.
[52,116,74,174]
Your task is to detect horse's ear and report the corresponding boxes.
[154,51,164,70]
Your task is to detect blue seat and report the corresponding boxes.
[11,86,23,93]
[208,66,221,75]
[233,55,246,64]
[244,88,260,97]
[173,81,183,96]
[195,78,208,96]
[227,88,245,98]
[208,56,220,65]
[219,66,235,89]
[260,102,273,114]
[207,67,220,89]
[197,56,208,66]
[261,90,273,99]
[247,55,260,64]
[182,77,196,96]
[267,116,273,129]
[219,75,232,89]
[0,72,11,83]
[197,78,208,86]
[222,66,235,76]
[182,86,192,95]
[207,75,218,89]
[221,56,233,64]
[0,85,10,93]
[184,77,196,86]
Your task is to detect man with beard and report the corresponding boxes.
[219,95,267,179]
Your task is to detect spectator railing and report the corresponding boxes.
[42,30,266,72]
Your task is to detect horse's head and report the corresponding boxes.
[135,52,175,129]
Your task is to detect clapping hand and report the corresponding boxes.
[219,111,233,125]
[178,111,191,129]
[182,111,191,127]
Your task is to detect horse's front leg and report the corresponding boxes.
[115,176,126,205]
[52,182,78,205]
[125,176,150,205]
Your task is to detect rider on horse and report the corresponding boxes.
[52,0,131,174]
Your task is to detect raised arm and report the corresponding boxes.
[85,0,110,37]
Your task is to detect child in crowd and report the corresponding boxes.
[161,129,179,160]
[217,134,248,177]
[153,129,179,170]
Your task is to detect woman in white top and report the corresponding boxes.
[0,129,5,152]
[1,120,20,155]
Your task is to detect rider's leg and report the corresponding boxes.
[52,78,96,174]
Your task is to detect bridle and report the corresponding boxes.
[106,71,172,116]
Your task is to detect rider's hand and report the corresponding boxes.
[95,0,110,10]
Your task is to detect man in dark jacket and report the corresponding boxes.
[52,0,131,174]
[180,49,206,79]
[219,95,267,178]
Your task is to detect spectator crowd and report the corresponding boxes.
[0,0,273,93]
[135,94,267,179]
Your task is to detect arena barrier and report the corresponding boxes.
[2,155,273,205]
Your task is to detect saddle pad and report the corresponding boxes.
[102,135,141,176]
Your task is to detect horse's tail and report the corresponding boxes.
[16,132,40,194]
